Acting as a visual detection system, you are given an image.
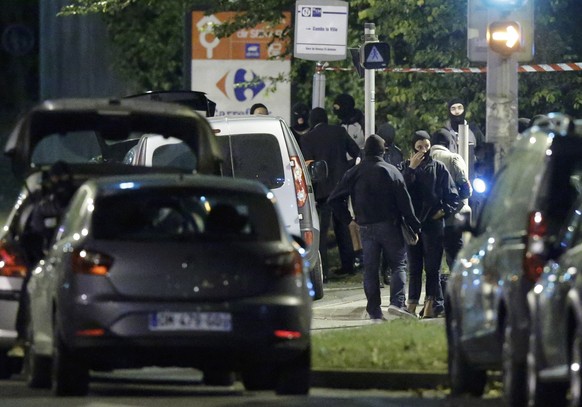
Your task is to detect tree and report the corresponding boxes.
[60,0,582,154]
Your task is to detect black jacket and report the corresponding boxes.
[399,155,459,224]
[300,123,361,200]
[327,156,420,233]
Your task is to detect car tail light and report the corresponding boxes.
[523,211,547,282]
[274,330,302,339]
[267,250,303,277]
[0,241,27,278]
[76,328,105,337]
[302,230,314,246]
[290,156,307,208]
[72,249,113,276]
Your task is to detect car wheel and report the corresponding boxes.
[275,346,310,395]
[446,304,487,397]
[570,333,582,407]
[52,332,89,396]
[0,351,11,380]
[203,369,235,386]
[527,330,567,406]
[241,364,276,391]
[310,252,324,301]
[503,322,527,406]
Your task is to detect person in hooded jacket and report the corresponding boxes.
[301,107,361,282]
[430,129,473,317]
[377,122,404,166]
[399,131,459,318]
[290,102,311,145]
[328,135,420,320]
[333,93,365,153]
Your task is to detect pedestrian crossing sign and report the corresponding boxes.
[360,42,390,69]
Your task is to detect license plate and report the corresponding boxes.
[149,312,232,332]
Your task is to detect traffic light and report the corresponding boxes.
[481,0,528,10]
[487,21,522,56]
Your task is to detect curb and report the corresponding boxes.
[311,369,449,390]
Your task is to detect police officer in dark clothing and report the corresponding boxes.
[328,135,420,320]
[399,131,459,318]
[301,107,361,282]
[376,122,405,286]
[290,102,310,145]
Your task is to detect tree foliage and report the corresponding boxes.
[60,0,582,154]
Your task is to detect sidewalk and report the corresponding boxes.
[310,284,449,390]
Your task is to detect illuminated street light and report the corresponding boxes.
[487,21,522,56]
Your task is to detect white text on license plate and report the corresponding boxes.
[149,312,232,332]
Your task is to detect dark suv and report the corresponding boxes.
[446,114,582,405]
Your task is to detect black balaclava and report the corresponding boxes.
[49,161,74,206]
[364,134,385,157]
[291,102,310,132]
[333,94,356,122]
[431,129,455,151]
[411,130,431,151]
[377,123,396,146]
[447,97,466,132]
[309,107,328,128]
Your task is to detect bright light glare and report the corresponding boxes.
[473,178,487,194]
[119,182,135,189]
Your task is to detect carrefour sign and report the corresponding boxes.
[190,11,291,121]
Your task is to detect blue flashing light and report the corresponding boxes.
[481,0,527,10]
[473,178,488,194]
[119,182,136,190]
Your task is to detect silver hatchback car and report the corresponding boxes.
[25,174,312,396]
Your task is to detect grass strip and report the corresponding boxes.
[312,319,447,372]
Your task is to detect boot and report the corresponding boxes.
[421,298,435,319]
[407,302,418,317]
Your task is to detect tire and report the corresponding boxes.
[241,364,277,391]
[203,369,235,386]
[570,334,582,407]
[25,344,52,389]
[0,351,11,380]
[52,333,89,396]
[446,305,487,397]
[275,347,311,395]
[527,330,567,406]
[503,322,528,406]
[310,252,324,301]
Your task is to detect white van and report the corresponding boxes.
[208,115,324,300]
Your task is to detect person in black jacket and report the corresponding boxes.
[399,131,459,318]
[301,107,361,282]
[328,135,421,320]
[290,102,310,145]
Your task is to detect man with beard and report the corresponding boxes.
[442,97,484,180]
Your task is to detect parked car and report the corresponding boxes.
[527,177,582,406]
[0,97,222,379]
[124,90,217,118]
[445,113,582,405]
[25,173,312,396]
[124,114,327,300]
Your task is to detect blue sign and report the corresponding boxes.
[245,43,261,59]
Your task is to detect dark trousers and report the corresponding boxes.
[318,199,354,278]
[359,221,408,318]
[407,219,444,304]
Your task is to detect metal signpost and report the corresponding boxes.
[294,0,349,108]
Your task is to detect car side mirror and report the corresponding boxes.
[308,160,328,183]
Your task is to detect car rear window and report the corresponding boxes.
[217,134,285,189]
[92,188,280,242]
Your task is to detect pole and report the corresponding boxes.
[363,23,377,138]
[458,124,470,176]
[485,10,519,173]
[312,62,326,109]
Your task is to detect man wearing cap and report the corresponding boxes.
[399,131,459,318]
[328,135,420,321]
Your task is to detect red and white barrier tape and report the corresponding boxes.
[319,62,582,74]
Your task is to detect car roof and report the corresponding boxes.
[124,90,217,118]
[5,98,222,179]
[84,173,272,197]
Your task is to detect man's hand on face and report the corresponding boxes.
[409,151,425,169]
